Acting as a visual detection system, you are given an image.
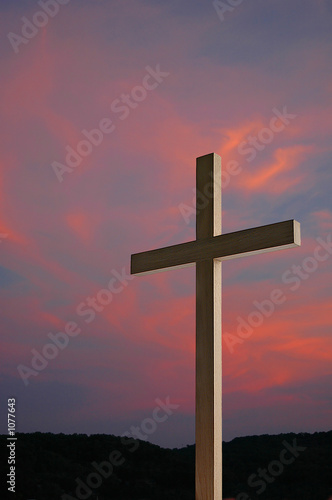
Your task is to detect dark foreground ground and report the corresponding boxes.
[1,430,331,499]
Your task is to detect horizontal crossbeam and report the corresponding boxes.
[131,219,301,276]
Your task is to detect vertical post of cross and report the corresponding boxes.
[195,153,222,499]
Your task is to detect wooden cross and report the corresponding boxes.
[130,153,301,499]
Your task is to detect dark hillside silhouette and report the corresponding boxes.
[1,430,331,499]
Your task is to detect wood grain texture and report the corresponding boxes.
[131,219,301,276]
[195,153,222,500]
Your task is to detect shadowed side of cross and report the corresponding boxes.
[130,153,301,500]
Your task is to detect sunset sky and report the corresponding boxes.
[0,0,331,449]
